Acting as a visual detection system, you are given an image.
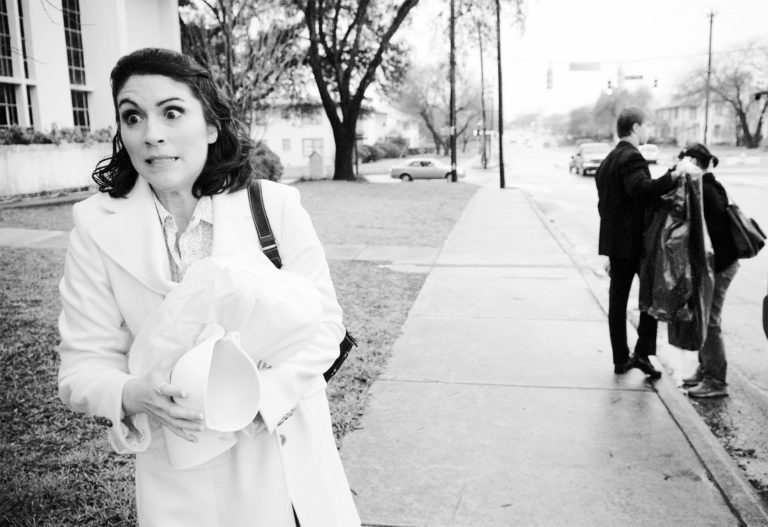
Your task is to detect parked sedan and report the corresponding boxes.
[390,158,466,181]
[639,143,659,164]
[570,142,611,176]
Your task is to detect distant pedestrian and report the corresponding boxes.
[595,107,678,377]
[677,144,739,398]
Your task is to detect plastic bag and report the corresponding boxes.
[639,178,693,322]
[640,160,715,350]
[128,256,323,376]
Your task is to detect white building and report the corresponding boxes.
[0,0,179,133]
[655,100,742,146]
[253,102,421,176]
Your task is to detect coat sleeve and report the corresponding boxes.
[57,202,151,453]
[622,150,675,202]
[256,184,345,433]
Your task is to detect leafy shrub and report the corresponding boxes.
[373,139,406,159]
[250,140,283,181]
[0,125,113,145]
[358,143,385,163]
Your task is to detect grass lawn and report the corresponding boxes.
[0,179,477,526]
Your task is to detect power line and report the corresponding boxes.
[505,44,768,66]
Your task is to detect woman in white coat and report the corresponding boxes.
[57,48,360,527]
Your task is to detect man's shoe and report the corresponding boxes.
[681,370,704,388]
[687,378,728,398]
[629,355,662,379]
[614,361,631,374]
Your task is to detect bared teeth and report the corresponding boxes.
[148,157,177,168]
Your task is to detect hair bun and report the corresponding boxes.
[711,156,719,168]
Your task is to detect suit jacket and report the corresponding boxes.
[595,140,675,261]
[57,177,360,526]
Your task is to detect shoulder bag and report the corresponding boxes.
[247,180,357,381]
[725,194,766,259]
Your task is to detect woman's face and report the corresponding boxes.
[116,74,218,195]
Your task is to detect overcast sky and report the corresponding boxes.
[406,0,768,117]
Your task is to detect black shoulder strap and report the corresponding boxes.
[247,180,282,269]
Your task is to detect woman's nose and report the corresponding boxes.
[143,117,166,145]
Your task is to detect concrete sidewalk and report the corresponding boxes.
[339,187,768,526]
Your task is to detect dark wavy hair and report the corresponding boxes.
[92,48,253,198]
[679,142,719,170]
[616,107,645,138]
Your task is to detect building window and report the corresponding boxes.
[25,84,32,126]
[62,0,86,85]
[714,124,721,138]
[302,138,323,157]
[689,108,696,119]
[71,90,90,131]
[0,82,18,127]
[282,138,291,152]
[17,0,28,78]
[0,0,13,77]
[300,111,321,125]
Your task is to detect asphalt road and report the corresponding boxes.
[463,143,768,503]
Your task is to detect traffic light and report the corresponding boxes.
[546,67,553,89]
[653,78,658,88]
[607,80,613,92]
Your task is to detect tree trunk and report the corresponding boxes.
[333,124,357,181]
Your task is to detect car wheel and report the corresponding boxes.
[400,174,413,182]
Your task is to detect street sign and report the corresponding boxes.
[569,62,601,71]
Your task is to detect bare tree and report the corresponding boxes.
[295,0,420,180]
[179,0,305,127]
[392,62,482,155]
[592,86,653,140]
[678,41,768,147]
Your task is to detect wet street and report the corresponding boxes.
[464,143,768,503]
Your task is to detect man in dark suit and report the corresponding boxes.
[596,107,677,377]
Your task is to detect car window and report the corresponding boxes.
[423,161,433,167]
[409,161,421,167]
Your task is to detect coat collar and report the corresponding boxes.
[89,179,263,296]
[90,177,175,295]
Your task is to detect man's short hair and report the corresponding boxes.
[617,107,645,138]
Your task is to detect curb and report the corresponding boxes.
[0,189,95,210]
[521,189,768,526]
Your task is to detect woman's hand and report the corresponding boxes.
[122,364,205,443]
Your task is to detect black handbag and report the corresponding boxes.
[247,180,357,382]
[726,201,766,259]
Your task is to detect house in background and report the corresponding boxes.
[654,100,739,146]
[253,102,421,178]
[1,0,179,133]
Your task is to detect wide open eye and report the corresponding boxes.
[120,110,143,126]
[164,107,184,120]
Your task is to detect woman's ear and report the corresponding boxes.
[711,156,719,168]
[207,124,219,145]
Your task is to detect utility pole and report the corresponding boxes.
[704,9,715,145]
[495,0,505,188]
[478,21,488,170]
[449,0,457,182]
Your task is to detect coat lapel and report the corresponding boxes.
[90,177,176,296]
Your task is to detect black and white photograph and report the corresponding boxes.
[2,0,768,525]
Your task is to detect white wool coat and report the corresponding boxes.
[57,177,360,527]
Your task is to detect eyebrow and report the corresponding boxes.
[117,96,185,109]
